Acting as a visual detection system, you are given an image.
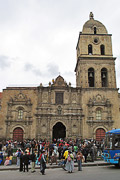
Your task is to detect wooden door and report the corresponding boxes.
[13,127,23,142]
[96,128,105,142]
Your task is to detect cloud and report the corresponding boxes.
[24,62,41,76]
[0,55,11,69]
[24,63,33,71]
[0,0,120,91]
[46,63,59,76]
[32,69,41,76]
[24,62,59,78]
[63,71,74,76]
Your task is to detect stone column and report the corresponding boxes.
[48,89,51,104]
[69,88,72,104]
[68,116,72,138]
[38,89,42,106]
[77,89,81,106]
[25,121,30,139]
[47,116,51,140]
[6,121,11,139]
[37,117,41,140]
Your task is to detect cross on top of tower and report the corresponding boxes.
[89,12,94,19]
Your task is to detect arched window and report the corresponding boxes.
[100,44,105,55]
[88,44,92,55]
[18,109,23,120]
[94,27,97,34]
[96,108,102,120]
[88,68,95,87]
[101,68,107,87]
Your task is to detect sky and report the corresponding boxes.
[0,0,120,92]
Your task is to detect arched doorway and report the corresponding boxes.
[13,127,23,142]
[96,128,106,142]
[53,122,66,140]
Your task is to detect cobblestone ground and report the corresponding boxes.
[0,166,120,180]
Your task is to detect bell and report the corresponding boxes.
[89,72,93,78]
[102,73,106,78]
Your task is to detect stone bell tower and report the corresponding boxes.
[75,12,119,140]
[75,12,117,89]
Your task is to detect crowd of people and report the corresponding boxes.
[0,138,104,174]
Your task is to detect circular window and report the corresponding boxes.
[94,38,98,43]
[93,37,100,45]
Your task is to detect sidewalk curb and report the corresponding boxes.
[0,162,110,171]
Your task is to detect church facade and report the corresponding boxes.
[0,13,120,142]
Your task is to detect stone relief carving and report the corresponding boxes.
[42,92,48,103]
[57,106,62,115]
[8,92,32,105]
[88,94,109,106]
[87,94,113,125]
[7,92,32,123]
[72,93,76,103]
[52,75,67,87]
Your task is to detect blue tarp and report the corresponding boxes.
[106,129,120,134]
[0,159,2,164]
